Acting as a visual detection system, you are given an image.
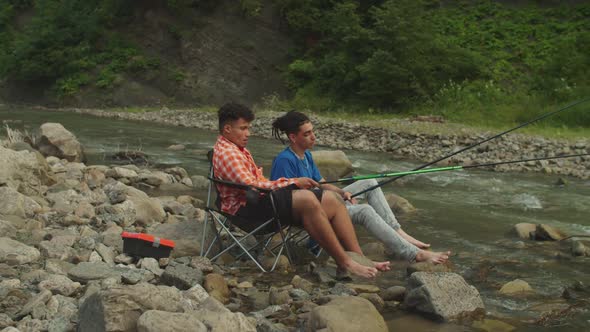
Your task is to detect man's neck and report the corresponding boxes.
[289,144,306,159]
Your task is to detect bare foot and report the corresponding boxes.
[373,261,391,272]
[398,229,431,249]
[415,250,451,264]
[342,260,378,279]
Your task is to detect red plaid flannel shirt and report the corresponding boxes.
[213,135,296,215]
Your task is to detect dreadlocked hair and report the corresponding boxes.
[271,110,310,144]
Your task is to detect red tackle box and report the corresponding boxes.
[121,232,175,259]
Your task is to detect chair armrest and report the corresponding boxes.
[208,177,273,194]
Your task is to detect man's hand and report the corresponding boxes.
[342,191,357,204]
[295,177,319,189]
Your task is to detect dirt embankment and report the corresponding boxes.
[0,0,293,108]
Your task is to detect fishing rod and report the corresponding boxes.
[322,153,589,184]
[351,97,590,198]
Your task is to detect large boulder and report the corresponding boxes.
[0,146,55,195]
[311,150,353,181]
[37,123,86,162]
[404,272,485,322]
[307,296,387,332]
[78,283,183,332]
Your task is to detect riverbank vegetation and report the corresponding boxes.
[0,0,588,130]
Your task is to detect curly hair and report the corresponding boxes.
[218,103,255,132]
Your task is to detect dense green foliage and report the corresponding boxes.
[0,0,588,127]
[0,0,160,97]
[275,0,590,127]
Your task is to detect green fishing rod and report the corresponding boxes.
[323,153,589,184]
[351,97,590,198]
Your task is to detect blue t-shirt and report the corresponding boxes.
[271,147,322,181]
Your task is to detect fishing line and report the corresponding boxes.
[350,97,590,198]
[322,153,589,184]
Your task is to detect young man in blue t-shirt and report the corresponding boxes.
[270,111,450,264]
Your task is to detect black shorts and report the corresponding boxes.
[234,185,323,233]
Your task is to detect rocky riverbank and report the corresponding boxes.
[53,107,590,179]
[2,120,589,331]
[0,122,495,331]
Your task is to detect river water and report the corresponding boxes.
[1,106,589,331]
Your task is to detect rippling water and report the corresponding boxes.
[2,106,589,331]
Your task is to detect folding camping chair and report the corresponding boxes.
[200,150,307,272]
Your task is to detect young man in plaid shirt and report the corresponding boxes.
[213,103,390,278]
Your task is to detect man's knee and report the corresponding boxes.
[359,178,379,187]
[292,190,321,210]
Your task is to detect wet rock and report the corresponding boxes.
[499,279,534,295]
[345,283,380,294]
[512,223,536,240]
[472,319,515,332]
[311,150,353,180]
[137,310,207,332]
[380,286,406,302]
[571,240,589,256]
[562,281,590,300]
[330,283,357,296]
[359,293,385,312]
[404,272,485,322]
[307,296,387,332]
[534,224,566,241]
[204,273,229,304]
[161,264,203,290]
[407,261,452,276]
[385,193,417,215]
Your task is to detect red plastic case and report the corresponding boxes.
[121,232,175,259]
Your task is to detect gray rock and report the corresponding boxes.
[115,266,155,285]
[0,237,41,265]
[0,220,17,239]
[149,220,218,258]
[307,296,387,332]
[535,224,566,241]
[38,274,81,296]
[137,310,207,332]
[78,283,183,332]
[17,289,52,319]
[330,283,357,296]
[37,123,85,162]
[0,146,55,196]
[311,150,353,180]
[404,272,485,322]
[161,264,203,290]
[380,285,406,301]
[68,262,116,283]
[513,223,536,239]
[0,187,41,218]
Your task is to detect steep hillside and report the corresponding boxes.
[0,0,293,107]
